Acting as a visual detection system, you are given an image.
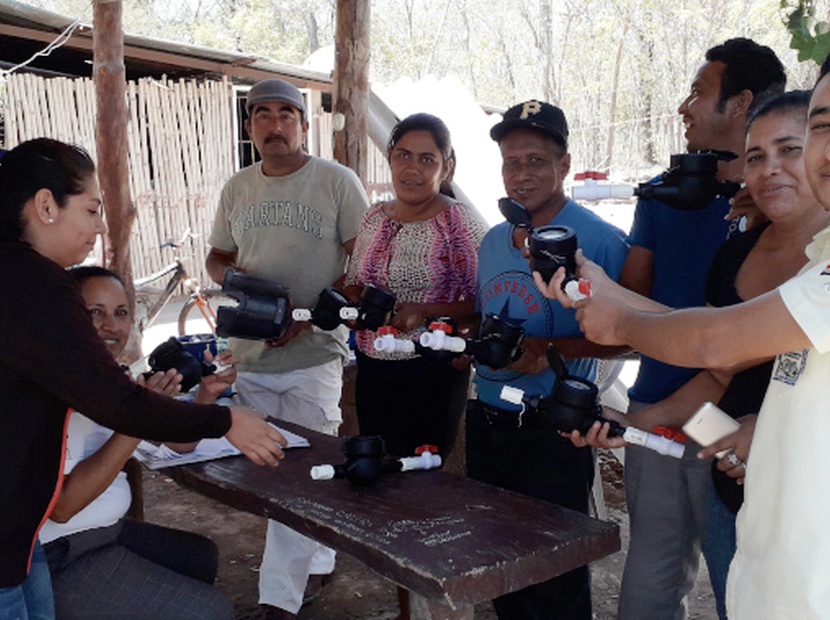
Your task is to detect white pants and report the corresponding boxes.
[236,360,343,613]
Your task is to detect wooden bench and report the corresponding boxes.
[168,421,620,619]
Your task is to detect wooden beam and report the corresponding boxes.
[0,23,331,88]
[93,0,140,360]
[333,0,370,184]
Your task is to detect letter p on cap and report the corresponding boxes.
[520,100,542,119]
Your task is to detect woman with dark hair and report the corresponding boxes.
[40,266,237,619]
[344,113,488,458]
[0,138,285,618]
[697,89,828,618]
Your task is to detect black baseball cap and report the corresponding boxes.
[246,79,305,116]
[490,100,569,149]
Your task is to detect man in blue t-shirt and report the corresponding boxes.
[613,39,785,620]
[467,100,628,619]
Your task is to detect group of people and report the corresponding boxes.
[537,43,830,620]
[4,34,829,620]
[207,77,627,620]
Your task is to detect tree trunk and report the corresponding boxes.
[605,21,629,173]
[306,11,320,55]
[540,0,554,103]
[94,0,140,361]
[333,0,370,184]
[643,38,656,165]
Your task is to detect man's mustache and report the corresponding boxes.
[265,135,288,144]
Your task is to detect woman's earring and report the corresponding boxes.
[48,218,54,224]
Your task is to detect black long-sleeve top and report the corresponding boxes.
[705,224,773,513]
[0,241,231,586]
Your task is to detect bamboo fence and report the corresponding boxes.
[3,73,235,287]
[2,72,394,287]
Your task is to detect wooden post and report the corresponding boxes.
[94,0,141,361]
[333,0,370,184]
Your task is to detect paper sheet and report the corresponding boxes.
[133,423,309,470]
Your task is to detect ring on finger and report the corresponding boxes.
[724,452,744,468]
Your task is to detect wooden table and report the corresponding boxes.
[168,423,620,619]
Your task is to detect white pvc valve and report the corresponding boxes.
[564,279,591,302]
[500,385,525,406]
[419,330,466,353]
[572,180,635,202]
[623,427,685,459]
[310,465,335,480]
[292,308,312,321]
[373,334,415,353]
[399,452,442,472]
[339,307,359,321]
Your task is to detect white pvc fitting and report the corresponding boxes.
[623,427,684,459]
[373,335,415,353]
[292,308,312,321]
[564,280,590,302]
[310,465,335,480]
[419,330,466,353]
[572,182,634,202]
[399,452,442,472]
[339,307,359,321]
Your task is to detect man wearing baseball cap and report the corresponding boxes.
[206,78,368,619]
[466,100,628,619]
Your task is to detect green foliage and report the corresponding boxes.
[781,0,830,64]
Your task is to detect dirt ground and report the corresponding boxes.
[142,447,717,620]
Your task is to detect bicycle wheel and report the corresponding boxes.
[178,289,232,336]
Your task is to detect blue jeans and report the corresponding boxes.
[0,541,55,620]
[701,489,737,620]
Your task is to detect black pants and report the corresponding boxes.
[354,350,470,458]
[465,399,594,620]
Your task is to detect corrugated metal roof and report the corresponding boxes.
[0,0,332,87]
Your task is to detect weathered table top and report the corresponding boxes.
[168,422,620,612]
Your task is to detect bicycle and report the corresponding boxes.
[133,230,227,336]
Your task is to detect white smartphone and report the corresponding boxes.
[682,402,740,458]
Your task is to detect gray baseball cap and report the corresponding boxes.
[246,79,305,115]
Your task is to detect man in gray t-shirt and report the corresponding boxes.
[207,78,368,619]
